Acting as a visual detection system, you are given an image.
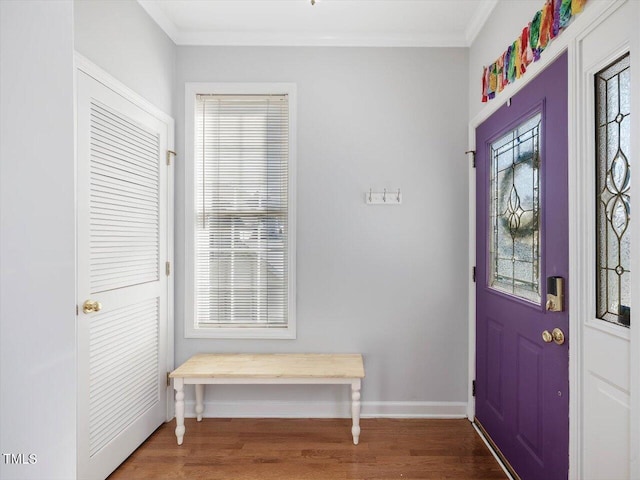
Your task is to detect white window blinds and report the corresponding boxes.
[195,94,290,329]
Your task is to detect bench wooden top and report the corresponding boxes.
[170,354,365,379]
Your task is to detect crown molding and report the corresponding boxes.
[173,30,468,48]
[465,0,499,46]
[138,0,495,48]
[138,0,181,43]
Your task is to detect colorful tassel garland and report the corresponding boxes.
[572,0,586,14]
[539,1,553,50]
[530,10,542,60]
[514,38,522,79]
[496,54,505,92]
[508,42,518,83]
[481,0,588,103]
[560,0,572,28]
[521,24,533,72]
[552,0,562,37]
[502,48,510,90]
[489,63,497,98]
[482,67,488,102]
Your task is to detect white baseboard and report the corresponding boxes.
[183,400,467,419]
[361,401,467,418]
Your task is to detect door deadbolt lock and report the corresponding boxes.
[83,300,102,314]
[546,276,564,312]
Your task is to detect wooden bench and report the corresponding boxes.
[169,353,365,445]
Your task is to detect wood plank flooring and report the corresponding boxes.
[108,418,507,480]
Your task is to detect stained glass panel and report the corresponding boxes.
[595,53,631,327]
[489,113,542,303]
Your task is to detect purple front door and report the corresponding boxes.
[475,52,569,480]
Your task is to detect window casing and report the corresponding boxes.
[185,83,296,339]
[595,53,631,327]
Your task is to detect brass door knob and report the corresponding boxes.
[551,327,565,345]
[83,300,102,314]
[542,330,553,343]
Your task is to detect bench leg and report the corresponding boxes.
[351,381,361,445]
[174,377,185,445]
[195,384,204,422]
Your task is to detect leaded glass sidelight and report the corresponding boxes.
[489,113,542,303]
[595,53,631,327]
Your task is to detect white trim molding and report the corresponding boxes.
[631,5,640,478]
[570,2,635,479]
[467,149,476,422]
[172,31,468,48]
[464,0,499,47]
[138,0,495,48]
[182,400,468,419]
[74,54,174,126]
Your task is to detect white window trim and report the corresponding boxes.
[184,82,297,339]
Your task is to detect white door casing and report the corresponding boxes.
[629,3,640,477]
[572,1,637,479]
[76,58,174,480]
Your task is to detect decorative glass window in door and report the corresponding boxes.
[489,113,542,303]
[595,53,631,327]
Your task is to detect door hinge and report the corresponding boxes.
[472,380,476,397]
[166,149,176,166]
[166,372,171,387]
[465,150,476,168]
[472,266,476,283]
[165,261,171,276]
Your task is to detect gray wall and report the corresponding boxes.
[0,2,176,478]
[175,46,470,413]
[74,0,176,116]
[0,1,77,478]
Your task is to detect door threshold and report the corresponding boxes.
[472,418,519,480]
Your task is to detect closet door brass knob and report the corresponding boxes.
[542,330,553,343]
[551,328,565,345]
[83,300,102,314]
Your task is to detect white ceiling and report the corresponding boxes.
[138,0,499,47]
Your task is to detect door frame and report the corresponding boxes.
[466,1,638,478]
[74,54,176,422]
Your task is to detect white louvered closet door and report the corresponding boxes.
[76,70,170,480]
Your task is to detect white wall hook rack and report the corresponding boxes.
[365,188,402,205]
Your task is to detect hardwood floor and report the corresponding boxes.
[108,418,507,480]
